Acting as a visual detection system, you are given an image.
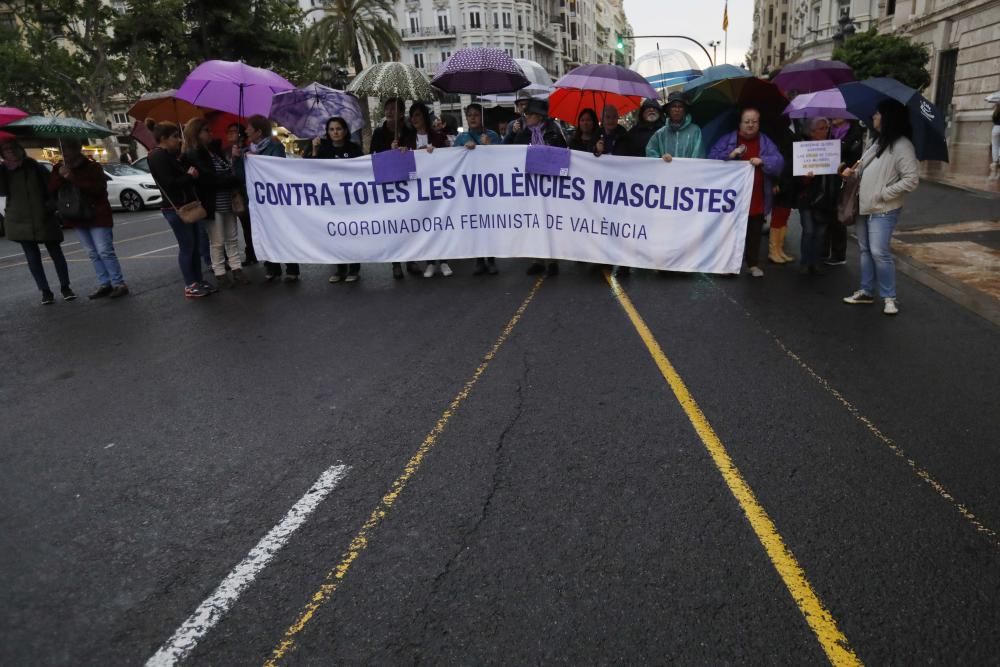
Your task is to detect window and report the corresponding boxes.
[570,23,577,40]
[517,14,523,31]
[505,47,514,57]
[408,12,420,32]
[779,42,786,61]
[112,112,129,125]
[519,46,525,57]
[413,53,425,68]
[493,12,499,28]
[469,11,481,28]
[441,50,452,62]
[767,30,772,48]
[935,49,958,111]
[886,0,896,14]
[781,12,787,33]
[502,11,511,28]
[437,11,449,31]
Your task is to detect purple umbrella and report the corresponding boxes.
[177,60,295,119]
[772,59,855,95]
[784,88,858,119]
[554,64,658,99]
[432,48,530,94]
[270,83,365,138]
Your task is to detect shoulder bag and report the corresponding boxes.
[152,173,206,224]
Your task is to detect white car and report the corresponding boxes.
[103,163,162,211]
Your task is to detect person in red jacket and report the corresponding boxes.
[48,138,129,299]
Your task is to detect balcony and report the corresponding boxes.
[400,26,457,41]
[533,29,559,49]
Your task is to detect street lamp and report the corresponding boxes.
[707,40,719,65]
[832,11,860,47]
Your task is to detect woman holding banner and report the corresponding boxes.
[310,116,363,283]
[708,108,784,278]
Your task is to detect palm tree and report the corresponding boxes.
[303,0,401,76]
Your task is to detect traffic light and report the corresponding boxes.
[615,33,625,52]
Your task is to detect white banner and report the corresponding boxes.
[245,146,754,273]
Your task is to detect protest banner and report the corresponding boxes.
[792,139,841,176]
[245,146,754,273]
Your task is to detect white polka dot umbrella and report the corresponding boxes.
[431,48,530,95]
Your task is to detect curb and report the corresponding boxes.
[921,175,1000,199]
[893,248,1000,329]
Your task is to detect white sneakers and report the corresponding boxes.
[883,298,899,315]
[843,290,875,304]
[749,266,764,278]
[424,262,454,278]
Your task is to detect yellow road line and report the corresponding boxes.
[605,272,862,667]
[706,277,1000,549]
[263,277,546,666]
[0,229,173,270]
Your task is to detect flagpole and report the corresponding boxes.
[723,1,729,64]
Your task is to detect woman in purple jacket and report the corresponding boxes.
[708,108,784,277]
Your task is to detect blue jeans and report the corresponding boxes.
[75,226,124,286]
[856,208,901,298]
[163,210,204,286]
[20,241,70,292]
[799,208,831,266]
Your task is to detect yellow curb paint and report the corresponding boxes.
[264,277,545,666]
[605,272,862,667]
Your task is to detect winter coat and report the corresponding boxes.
[568,132,602,154]
[400,128,450,150]
[148,147,198,209]
[371,123,414,154]
[858,136,919,215]
[47,157,114,228]
[309,139,363,160]
[510,121,568,147]
[708,130,785,216]
[232,138,286,199]
[185,145,240,218]
[644,114,704,159]
[618,119,664,157]
[0,158,62,242]
[600,125,628,155]
[454,129,501,146]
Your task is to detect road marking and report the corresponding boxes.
[706,277,1000,548]
[0,214,164,260]
[145,464,350,667]
[133,244,178,257]
[264,277,545,666]
[605,272,861,667]
[0,229,173,269]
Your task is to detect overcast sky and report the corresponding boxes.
[623,0,753,70]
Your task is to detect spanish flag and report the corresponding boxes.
[723,1,729,31]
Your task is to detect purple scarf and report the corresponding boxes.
[831,122,850,140]
[529,124,546,146]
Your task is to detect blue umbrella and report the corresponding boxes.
[682,64,753,95]
[838,77,948,161]
[269,82,365,138]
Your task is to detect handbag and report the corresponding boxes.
[231,191,247,216]
[152,174,206,224]
[836,174,860,226]
[57,183,95,220]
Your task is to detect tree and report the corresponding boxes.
[303,0,400,76]
[833,29,931,91]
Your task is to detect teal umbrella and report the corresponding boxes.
[4,115,115,139]
[682,64,753,95]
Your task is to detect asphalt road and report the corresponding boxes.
[1,206,998,666]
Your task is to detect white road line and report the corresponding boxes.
[133,244,178,257]
[0,215,164,260]
[145,463,350,667]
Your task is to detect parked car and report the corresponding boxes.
[102,163,161,211]
[130,156,149,172]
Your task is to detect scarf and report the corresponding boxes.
[250,137,271,154]
[831,122,850,140]
[529,123,546,146]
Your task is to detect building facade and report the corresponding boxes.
[750,0,1000,174]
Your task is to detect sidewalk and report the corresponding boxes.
[887,179,1000,327]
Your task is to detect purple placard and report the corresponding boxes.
[525,145,571,177]
[372,149,417,184]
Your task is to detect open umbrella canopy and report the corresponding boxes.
[838,77,948,161]
[690,77,788,149]
[682,64,753,95]
[177,60,295,118]
[772,59,855,94]
[548,89,647,123]
[128,89,206,124]
[0,106,28,127]
[784,88,858,119]
[554,64,657,99]
[4,115,114,139]
[347,62,437,101]
[985,91,1000,104]
[432,48,530,94]
[270,82,365,138]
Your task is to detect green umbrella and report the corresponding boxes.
[346,62,437,101]
[3,115,115,139]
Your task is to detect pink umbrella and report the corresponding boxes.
[0,106,28,127]
[177,60,295,119]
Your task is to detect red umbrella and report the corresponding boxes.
[548,88,646,123]
[548,64,658,123]
[0,106,28,128]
